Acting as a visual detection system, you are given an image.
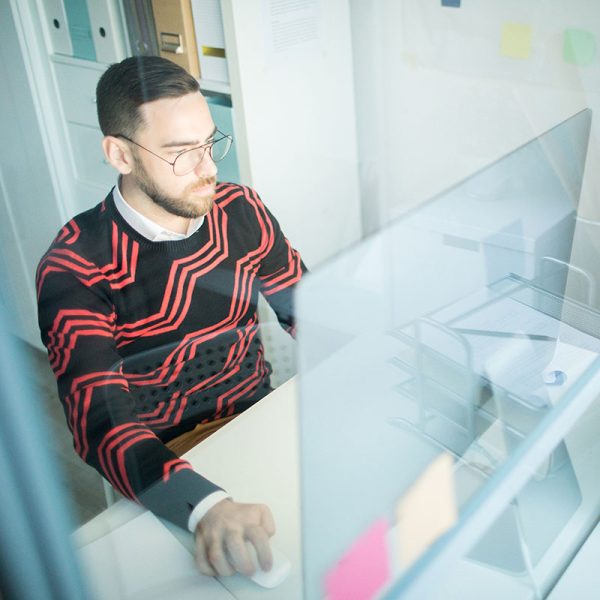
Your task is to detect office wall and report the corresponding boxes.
[350,0,600,304]
[223,0,362,268]
[350,0,599,229]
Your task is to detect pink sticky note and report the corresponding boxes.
[325,519,391,600]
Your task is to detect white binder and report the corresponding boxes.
[41,0,73,56]
[86,0,127,64]
[190,0,229,84]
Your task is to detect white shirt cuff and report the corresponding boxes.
[187,490,232,533]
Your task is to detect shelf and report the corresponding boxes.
[198,78,231,95]
[50,53,107,71]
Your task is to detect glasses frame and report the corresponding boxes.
[112,130,233,176]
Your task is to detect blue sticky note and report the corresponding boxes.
[442,0,461,7]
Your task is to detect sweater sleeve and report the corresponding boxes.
[36,247,222,530]
[246,187,308,336]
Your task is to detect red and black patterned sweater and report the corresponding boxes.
[36,182,306,529]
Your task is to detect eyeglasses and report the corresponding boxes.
[113,130,233,176]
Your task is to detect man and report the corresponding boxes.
[36,56,306,578]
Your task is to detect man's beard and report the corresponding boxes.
[133,159,216,218]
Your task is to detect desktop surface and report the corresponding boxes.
[74,378,302,600]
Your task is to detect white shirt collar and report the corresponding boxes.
[112,179,204,241]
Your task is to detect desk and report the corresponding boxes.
[74,378,302,599]
[73,370,600,599]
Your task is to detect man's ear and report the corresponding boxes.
[102,136,134,175]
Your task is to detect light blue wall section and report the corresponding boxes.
[206,94,241,184]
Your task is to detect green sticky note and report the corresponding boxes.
[501,22,532,59]
[563,29,597,66]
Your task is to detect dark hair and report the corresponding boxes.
[96,56,200,137]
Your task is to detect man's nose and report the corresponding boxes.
[195,149,217,178]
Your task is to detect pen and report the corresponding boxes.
[453,328,556,342]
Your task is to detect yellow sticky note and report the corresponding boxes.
[395,453,458,568]
[501,22,532,59]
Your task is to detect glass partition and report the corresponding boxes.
[297,108,600,599]
[4,1,600,597]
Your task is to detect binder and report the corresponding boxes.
[41,0,73,56]
[86,0,127,64]
[190,0,229,84]
[121,0,159,56]
[63,0,96,60]
[150,0,201,78]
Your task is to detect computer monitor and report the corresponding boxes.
[296,109,593,599]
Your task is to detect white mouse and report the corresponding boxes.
[244,540,291,588]
[168,523,291,589]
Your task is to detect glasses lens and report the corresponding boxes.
[172,135,232,175]
[210,136,232,162]
[173,147,205,176]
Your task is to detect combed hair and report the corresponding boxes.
[96,56,200,137]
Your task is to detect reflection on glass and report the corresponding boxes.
[297,109,600,599]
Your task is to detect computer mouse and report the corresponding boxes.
[166,522,291,588]
[245,541,291,588]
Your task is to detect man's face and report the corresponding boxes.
[132,92,218,218]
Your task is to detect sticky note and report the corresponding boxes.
[325,519,391,600]
[441,0,461,6]
[563,29,597,66]
[501,22,532,59]
[395,453,458,568]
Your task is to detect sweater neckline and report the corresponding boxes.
[104,190,211,253]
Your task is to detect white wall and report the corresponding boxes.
[223,0,362,268]
[350,0,599,226]
[350,0,600,302]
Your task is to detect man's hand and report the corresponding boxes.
[195,498,276,577]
